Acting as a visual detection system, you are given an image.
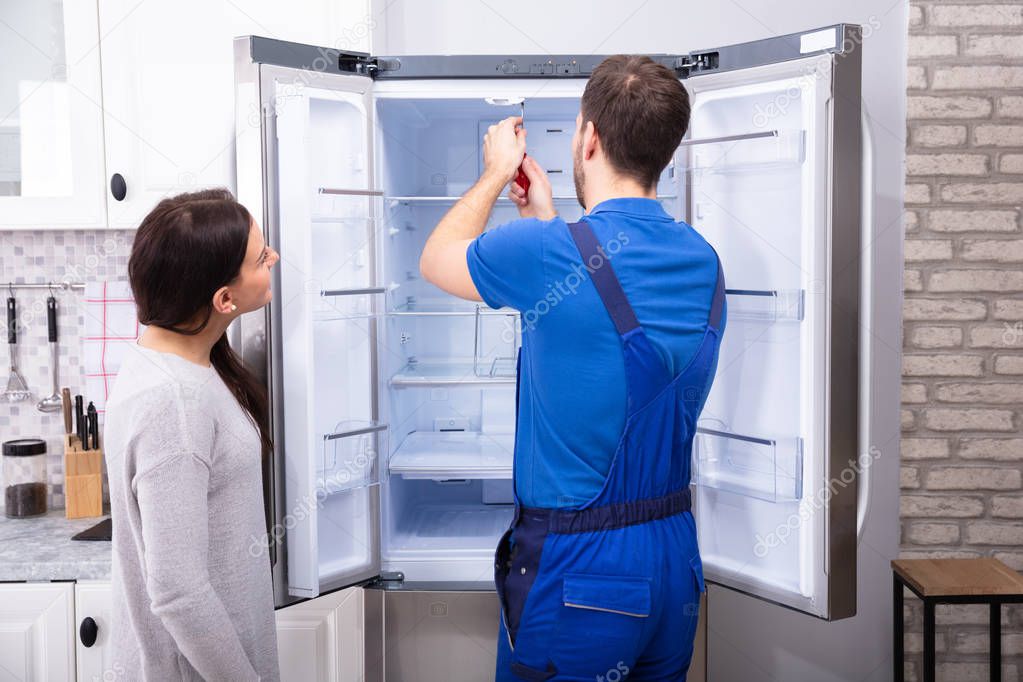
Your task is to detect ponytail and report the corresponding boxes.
[211,333,273,460]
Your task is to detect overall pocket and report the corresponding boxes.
[551,573,651,678]
[498,518,548,650]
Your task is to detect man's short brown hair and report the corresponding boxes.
[580,55,690,189]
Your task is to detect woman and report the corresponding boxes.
[104,189,281,680]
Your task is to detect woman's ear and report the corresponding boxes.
[212,285,237,314]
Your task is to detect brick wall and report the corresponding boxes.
[903,2,1023,680]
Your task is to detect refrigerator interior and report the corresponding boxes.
[276,60,842,599]
[370,84,680,581]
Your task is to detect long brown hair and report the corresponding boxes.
[127,188,272,459]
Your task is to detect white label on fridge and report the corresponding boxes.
[800,28,837,54]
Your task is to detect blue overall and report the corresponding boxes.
[494,218,725,681]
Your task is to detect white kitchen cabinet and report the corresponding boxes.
[0,0,107,229]
[0,582,76,681]
[97,0,368,229]
[275,585,366,682]
[74,581,113,682]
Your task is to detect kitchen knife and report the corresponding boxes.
[75,394,85,446]
[87,402,99,451]
[61,388,72,434]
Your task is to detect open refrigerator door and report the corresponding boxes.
[680,26,862,620]
[273,70,385,599]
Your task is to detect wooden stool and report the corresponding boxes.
[893,558,1023,682]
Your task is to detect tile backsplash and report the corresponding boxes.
[0,229,134,510]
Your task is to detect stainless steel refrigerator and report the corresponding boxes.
[233,23,865,680]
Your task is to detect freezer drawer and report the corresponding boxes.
[369,587,708,681]
[380,589,500,682]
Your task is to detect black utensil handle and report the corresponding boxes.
[47,296,57,343]
[6,297,14,345]
[79,616,98,647]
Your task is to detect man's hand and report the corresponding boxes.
[482,116,526,185]
[508,155,556,221]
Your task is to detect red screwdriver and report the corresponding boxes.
[515,101,530,193]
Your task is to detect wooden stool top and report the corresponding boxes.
[892,558,1023,597]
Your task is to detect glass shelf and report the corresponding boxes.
[318,421,385,495]
[389,299,518,317]
[387,502,515,554]
[311,187,382,223]
[390,431,514,480]
[310,214,373,225]
[693,425,803,502]
[312,296,380,323]
[725,288,804,323]
[390,359,516,387]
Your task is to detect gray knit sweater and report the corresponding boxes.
[103,342,280,681]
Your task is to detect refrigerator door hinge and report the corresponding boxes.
[339,55,401,78]
[378,571,405,584]
[674,51,720,78]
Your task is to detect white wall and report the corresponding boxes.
[373,2,906,680]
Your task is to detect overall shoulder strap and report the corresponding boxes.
[567,220,640,336]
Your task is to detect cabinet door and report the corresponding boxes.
[0,582,75,681]
[276,586,366,682]
[97,0,356,229]
[680,25,861,620]
[0,0,106,229]
[97,0,239,228]
[74,581,113,682]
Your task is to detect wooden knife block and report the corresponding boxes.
[64,434,103,519]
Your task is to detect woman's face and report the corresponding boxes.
[230,218,279,313]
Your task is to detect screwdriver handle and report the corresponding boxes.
[515,153,530,193]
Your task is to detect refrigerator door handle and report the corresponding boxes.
[856,104,875,545]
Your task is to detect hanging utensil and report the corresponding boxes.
[37,292,62,412]
[2,292,31,403]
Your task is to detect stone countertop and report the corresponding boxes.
[0,509,112,582]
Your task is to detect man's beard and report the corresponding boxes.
[573,140,585,210]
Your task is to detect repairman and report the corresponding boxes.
[420,54,726,681]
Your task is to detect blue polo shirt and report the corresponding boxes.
[466,197,724,508]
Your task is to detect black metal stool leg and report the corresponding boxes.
[923,599,935,682]
[990,602,1001,682]
[894,574,904,682]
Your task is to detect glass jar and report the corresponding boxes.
[3,438,48,518]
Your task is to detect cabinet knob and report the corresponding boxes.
[79,616,99,648]
[110,173,127,201]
